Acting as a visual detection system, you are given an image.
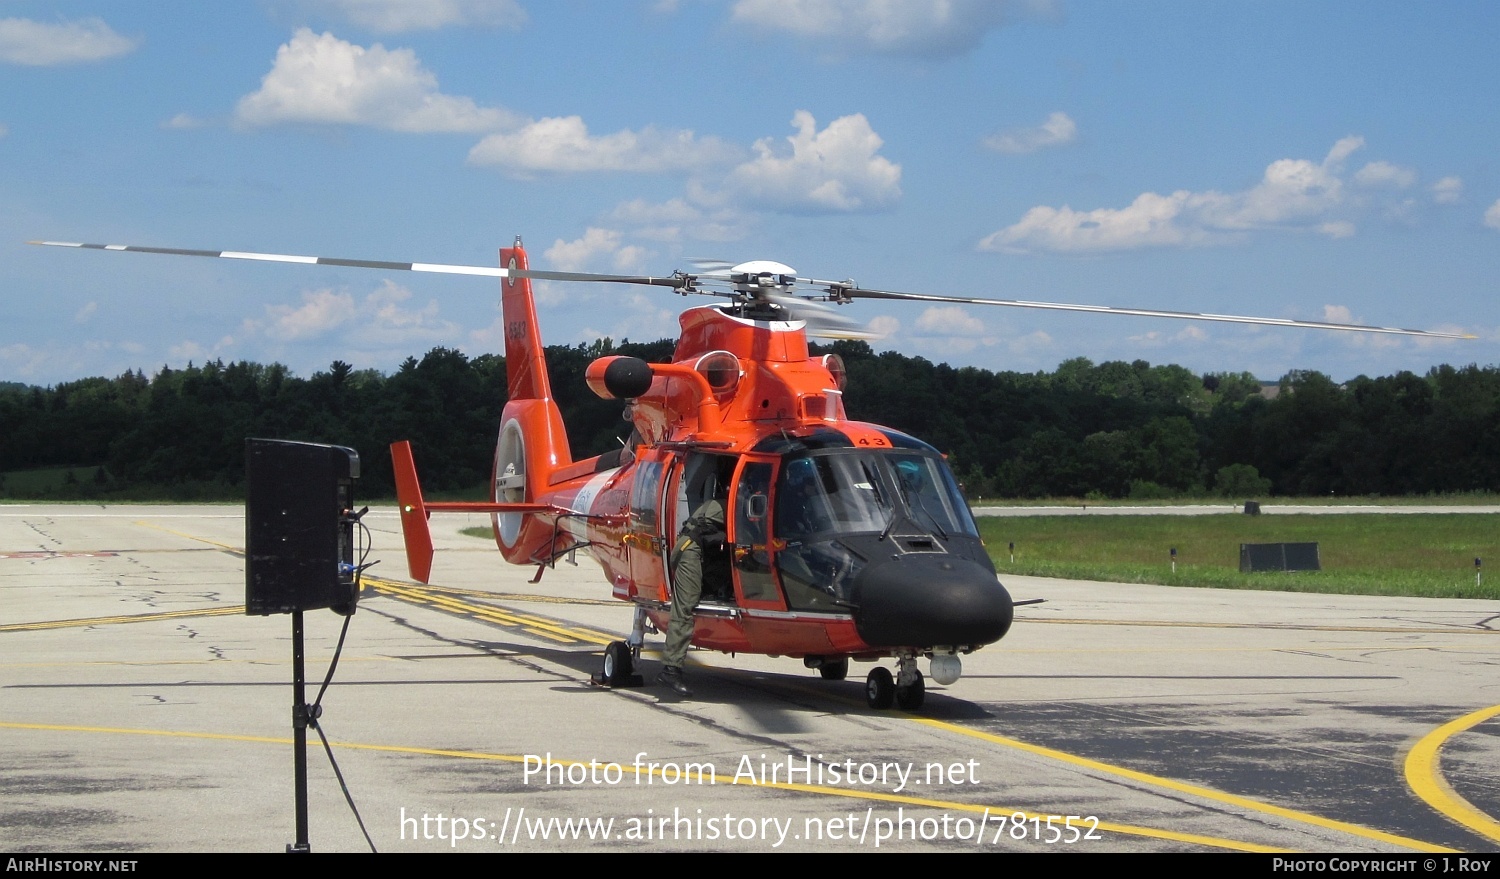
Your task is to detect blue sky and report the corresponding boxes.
[4,1,1498,386]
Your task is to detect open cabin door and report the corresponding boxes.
[624,453,735,603]
[730,455,787,611]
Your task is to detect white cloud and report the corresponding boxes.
[0,123,7,138]
[1197,138,1358,229]
[579,292,681,344]
[1486,199,1500,231]
[1005,329,1053,356]
[606,197,751,243]
[982,137,1370,254]
[982,191,1210,253]
[297,0,527,33]
[74,302,98,323]
[724,111,901,212]
[0,343,45,377]
[866,315,901,338]
[259,288,359,340]
[1127,325,1210,348]
[729,0,1055,58]
[247,280,459,344]
[0,17,137,66]
[984,111,1076,154]
[473,112,898,222]
[0,340,159,381]
[1324,135,1364,166]
[1432,176,1463,204]
[234,29,514,132]
[363,280,460,341]
[162,113,207,130]
[169,336,237,362]
[908,308,987,352]
[544,228,648,273]
[1353,160,1416,189]
[1322,304,1354,324]
[915,306,985,336]
[468,116,737,175]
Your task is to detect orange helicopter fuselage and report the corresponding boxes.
[393,242,1012,665]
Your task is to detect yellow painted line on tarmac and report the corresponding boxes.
[131,521,242,553]
[0,605,244,632]
[1404,703,1500,845]
[912,717,1453,853]
[0,720,1280,851]
[415,584,618,607]
[0,656,396,669]
[521,627,578,643]
[369,577,616,646]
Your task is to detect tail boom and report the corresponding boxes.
[390,440,554,583]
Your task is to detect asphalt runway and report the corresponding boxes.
[3,504,1500,853]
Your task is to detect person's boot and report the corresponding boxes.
[656,665,692,697]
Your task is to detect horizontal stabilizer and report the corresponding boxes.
[424,501,555,513]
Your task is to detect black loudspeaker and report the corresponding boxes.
[245,438,361,616]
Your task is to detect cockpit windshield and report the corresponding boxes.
[775,449,976,540]
[770,448,978,613]
[776,454,887,537]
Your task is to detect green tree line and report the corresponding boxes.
[3,339,1498,500]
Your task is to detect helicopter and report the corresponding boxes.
[28,237,1470,710]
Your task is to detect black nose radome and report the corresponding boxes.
[851,555,1013,648]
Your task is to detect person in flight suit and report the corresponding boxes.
[658,497,726,697]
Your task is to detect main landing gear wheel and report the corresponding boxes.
[865,667,895,709]
[819,658,849,681]
[895,669,925,710]
[601,641,637,687]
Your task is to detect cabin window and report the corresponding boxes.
[629,459,664,530]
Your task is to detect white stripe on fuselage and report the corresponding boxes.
[564,469,618,539]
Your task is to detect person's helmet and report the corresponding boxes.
[896,459,923,490]
[784,458,815,489]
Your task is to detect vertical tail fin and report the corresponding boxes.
[500,239,553,403]
[494,239,573,504]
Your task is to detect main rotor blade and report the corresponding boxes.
[27,241,695,291]
[510,268,689,290]
[29,239,1472,339]
[835,284,1474,339]
[765,293,881,341]
[27,241,510,278]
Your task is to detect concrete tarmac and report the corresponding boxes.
[3,504,1499,853]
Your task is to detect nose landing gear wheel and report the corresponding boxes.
[865,667,895,709]
[819,657,849,681]
[895,669,925,710]
[599,641,642,687]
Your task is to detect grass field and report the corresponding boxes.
[1,466,105,494]
[977,514,1500,599]
[455,510,1500,599]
